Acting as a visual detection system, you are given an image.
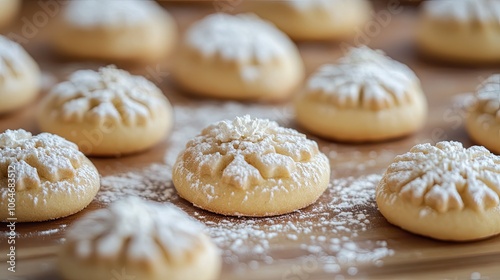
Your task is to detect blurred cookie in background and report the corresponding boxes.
[172,13,304,101]
[240,0,372,41]
[418,0,500,64]
[51,0,177,63]
[0,0,20,29]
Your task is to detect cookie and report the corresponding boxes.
[466,74,500,154]
[59,197,221,280]
[241,0,371,41]
[376,141,500,241]
[172,13,304,101]
[0,0,20,28]
[37,66,173,156]
[173,115,330,217]
[51,0,177,62]
[0,129,100,222]
[418,0,500,64]
[0,35,40,114]
[294,46,427,142]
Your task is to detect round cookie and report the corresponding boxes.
[0,129,100,222]
[51,0,177,62]
[59,197,221,280]
[173,115,331,217]
[0,35,41,114]
[172,13,304,101]
[0,0,20,28]
[466,74,500,154]
[294,46,427,142]
[418,0,500,64]
[37,66,173,156]
[376,141,500,241]
[241,0,371,41]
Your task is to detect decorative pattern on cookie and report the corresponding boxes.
[59,197,221,280]
[465,74,500,154]
[306,47,418,110]
[173,115,330,217]
[294,46,427,142]
[173,13,304,101]
[376,141,500,241]
[53,0,177,62]
[37,66,173,156]
[0,129,100,222]
[418,0,500,63]
[0,35,40,114]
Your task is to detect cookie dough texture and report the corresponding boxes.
[241,0,371,41]
[0,35,41,114]
[376,141,500,241]
[466,74,500,154]
[172,13,304,101]
[418,0,500,64]
[51,0,177,62]
[295,46,427,142]
[37,66,173,156]
[59,197,221,280]
[0,129,100,222]
[173,115,331,217]
[0,0,20,28]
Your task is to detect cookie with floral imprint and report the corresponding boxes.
[376,141,500,241]
[0,129,100,222]
[37,66,173,156]
[173,115,330,217]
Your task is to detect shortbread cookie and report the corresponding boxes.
[0,35,41,114]
[294,47,427,142]
[0,129,100,222]
[172,13,304,101]
[51,0,177,62]
[376,141,500,241]
[0,0,20,28]
[241,0,371,41]
[418,0,500,64]
[37,66,173,156]
[59,197,221,280]
[173,115,330,217]
[466,75,500,154]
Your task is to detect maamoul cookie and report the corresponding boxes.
[241,0,371,41]
[294,46,427,142]
[59,197,221,280]
[0,129,100,222]
[51,0,177,62]
[466,75,500,154]
[418,0,500,64]
[0,0,20,28]
[0,35,40,114]
[376,141,500,241]
[37,66,173,156]
[172,13,304,101]
[173,115,330,217]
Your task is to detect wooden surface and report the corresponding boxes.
[2,2,500,280]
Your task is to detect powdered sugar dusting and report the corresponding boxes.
[64,0,166,27]
[186,13,296,63]
[65,197,205,261]
[45,66,169,126]
[423,0,500,23]
[306,46,418,110]
[176,115,327,191]
[381,141,500,213]
[472,74,500,120]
